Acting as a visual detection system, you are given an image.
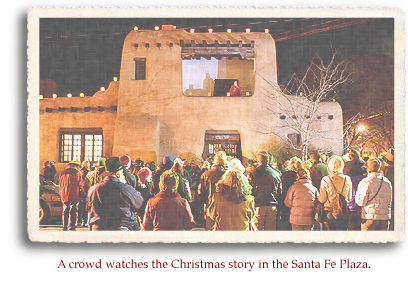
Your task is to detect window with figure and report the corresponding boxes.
[182,56,254,97]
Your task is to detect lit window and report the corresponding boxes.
[60,129,103,162]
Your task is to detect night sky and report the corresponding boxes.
[39,17,394,97]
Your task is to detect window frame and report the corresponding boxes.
[59,128,103,163]
[134,57,146,80]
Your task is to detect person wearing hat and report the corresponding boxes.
[150,156,174,197]
[59,161,83,230]
[83,157,106,194]
[43,160,56,182]
[88,157,144,231]
[119,155,138,189]
[247,150,281,231]
[355,158,393,231]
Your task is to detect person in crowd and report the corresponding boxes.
[43,161,56,182]
[197,151,227,230]
[309,150,328,190]
[302,160,312,171]
[76,161,91,227]
[83,157,106,193]
[229,158,245,173]
[318,156,352,231]
[207,169,255,231]
[229,80,242,96]
[279,156,302,230]
[380,148,394,230]
[355,157,393,231]
[342,148,367,231]
[284,168,318,231]
[247,150,281,231]
[142,170,196,231]
[172,158,191,201]
[59,161,83,231]
[88,157,144,231]
[150,156,174,197]
[119,155,138,189]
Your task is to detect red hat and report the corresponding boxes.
[119,155,131,169]
[138,167,152,184]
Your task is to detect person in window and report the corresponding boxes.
[229,80,242,96]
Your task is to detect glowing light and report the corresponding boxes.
[246,28,250,33]
[227,29,232,33]
[67,93,72,98]
[80,93,85,97]
[52,93,57,99]
[134,26,138,30]
[100,87,105,91]
[39,95,43,99]
[357,125,366,133]
[208,28,213,33]
[113,77,118,81]
[190,28,195,33]
[265,29,269,33]
[154,26,159,31]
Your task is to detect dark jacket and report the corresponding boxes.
[123,168,138,189]
[310,161,328,190]
[88,176,144,229]
[196,165,225,206]
[344,159,366,177]
[248,164,281,207]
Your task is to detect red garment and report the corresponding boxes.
[229,84,242,96]
[142,191,195,231]
[59,166,83,203]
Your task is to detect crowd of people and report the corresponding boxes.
[51,146,394,231]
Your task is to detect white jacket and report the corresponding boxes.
[355,172,392,220]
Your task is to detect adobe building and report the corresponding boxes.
[39,26,343,175]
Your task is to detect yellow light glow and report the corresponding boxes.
[100,87,105,91]
[208,28,213,33]
[113,77,118,81]
[154,26,159,31]
[67,93,72,98]
[357,125,366,133]
[265,29,269,33]
[227,29,232,33]
[190,28,195,33]
[134,26,138,30]
[246,28,250,33]
[80,93,85,97]
[52,93,57,99]
[39,95,43,99]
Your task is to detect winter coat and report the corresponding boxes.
[208,192,255,231]
[310,162,328,190]
[197,165,225,206]
[59,166,83,203]
[142,191,196,231]
[319,174,352,211]
[355,172,392,220]
[284,179,318,226]
[247,164,281,207]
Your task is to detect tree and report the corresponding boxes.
[257,46,351,161]
[340,50,394,156]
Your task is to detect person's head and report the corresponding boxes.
[43,161,50,168]
[81,161,91,170]
[159,170,179,193]
[119,155,132,169]
[104,157,126,183]
[297,167,311,181]
[256,151,270,166]
[183,159,190,168]
[327,155,345,175]
[288,157,302,172]
[382,148,394,166]
[97,157,106,169]
[229,158,245,173]
[234,80,238,86]
[68,160,81,170]
[302,160,312,170]
[366,157,382,173]
[201,160,211,170]
[216,169,252,204]
[162,156,174,170]
[347,148,361,162]
[172,158,184,174]
[213,151,226,166]
[309,150,321,162]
